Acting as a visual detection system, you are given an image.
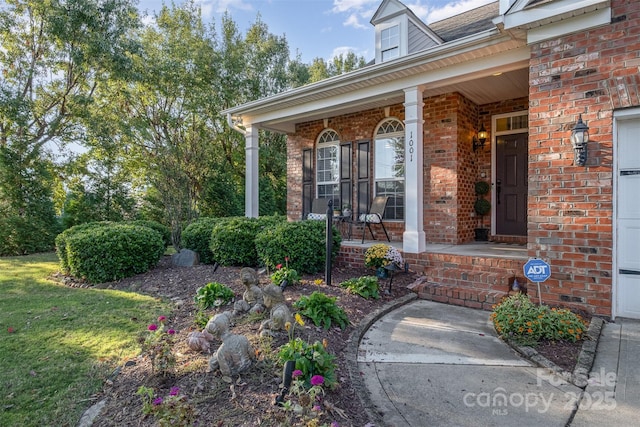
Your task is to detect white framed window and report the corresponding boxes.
[316,130,340,202]
[374,119,404,220]
[381,25,399,62]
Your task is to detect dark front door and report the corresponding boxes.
[495,132,528,236]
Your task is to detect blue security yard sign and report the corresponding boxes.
[523,258,551,283]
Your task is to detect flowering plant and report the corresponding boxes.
[285,313,306,344]
[364,244,403,269]
[280,370,326,421]
[141,315,176,375]
[271,257,300,286]
[137,386,195,427]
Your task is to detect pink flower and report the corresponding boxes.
[310,375,324,386]
[313,404,321,411]
[153,397,163,406]
[7,327,14,333]
[148,324,158,331]
[169,387,180,396]
[331,422,340,427]
[292,370,303,378]
[167,329,176,335]
[285,257,289,262]
[158,316,166,322]
[276,264,282,270]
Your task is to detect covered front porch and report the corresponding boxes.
[336,237,528,311]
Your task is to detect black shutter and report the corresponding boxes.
[302,148,313,218]
[356,140,370,216]
[340,142,352,211]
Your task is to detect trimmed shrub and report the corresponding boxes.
[128,220,171,247]
[64,224,164,283]
[181,217,225,264]
[55,221,113,273]
[209,217,261,266]
[255,220,341,274]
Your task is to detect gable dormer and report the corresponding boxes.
[370,0,443,64]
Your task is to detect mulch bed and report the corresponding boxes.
[57,256,585,426]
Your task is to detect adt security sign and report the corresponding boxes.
[523,258,551,282]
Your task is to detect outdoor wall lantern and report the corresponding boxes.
[570,114,589,166]
[472,123,488,152]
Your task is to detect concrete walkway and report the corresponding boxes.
[356,299,640,427]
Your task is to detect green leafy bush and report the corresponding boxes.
[181,217,225,264]
[63,223,164,283]
[277,338,337,388]
[0,214,61,256]
[339,276,380,299]
[255,220,341,274]
[55,221,113,273]
[208,216,286,267]
[128,220,171,247]
[491,293,587,344]
[194,282,235,309]
[293,291,348,330]
[209,217,261,266]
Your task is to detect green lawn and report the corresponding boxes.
[0,253,171,427]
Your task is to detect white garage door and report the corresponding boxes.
[616,113,640,319]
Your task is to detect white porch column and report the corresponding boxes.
[245,126,259,218]
[403,87,426,253]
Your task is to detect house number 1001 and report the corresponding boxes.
[408,131,414,162]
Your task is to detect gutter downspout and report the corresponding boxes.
[227,113,259,218]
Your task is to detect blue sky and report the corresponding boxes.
[136,0,495,63]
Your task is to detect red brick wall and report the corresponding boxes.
[286,106,407,238]
[527,0,639,316]
[287,94,530,245]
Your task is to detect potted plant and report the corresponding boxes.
[474,181,491,241]
[364,243,404,278]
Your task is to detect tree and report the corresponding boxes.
[0,0,140,254]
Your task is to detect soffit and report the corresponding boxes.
[226,33,530,133]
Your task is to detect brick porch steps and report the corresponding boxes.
[402,250,527,310]
[407,277,507,311]
[336,242,528,312]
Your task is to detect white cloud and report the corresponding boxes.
[330,45,370,60]
[343,13,368,30]
[331,0,378,14]
[203,0,255,14]
[408,0,496,24]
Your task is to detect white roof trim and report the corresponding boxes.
[527,6,611,43]
[503,0,610,30]
[223,28,513,118]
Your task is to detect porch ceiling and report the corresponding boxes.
[258,67,529,133]
[224,30,531,134]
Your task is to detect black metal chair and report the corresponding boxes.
[358,196,390,243]
[307,198,329,220]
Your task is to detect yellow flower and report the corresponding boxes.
[314,279,323,285]
[284,322,291,332]
[526,321,532,327]
[322,338,328,349]
[295,313,305,327]
[527,328,533,334]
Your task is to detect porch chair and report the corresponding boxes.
[358,195,390,244]
[307,198,329,220]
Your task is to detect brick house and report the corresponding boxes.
[223,0,640,319]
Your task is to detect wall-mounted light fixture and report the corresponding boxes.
[570,114,589,166]
[473,123,488,152]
